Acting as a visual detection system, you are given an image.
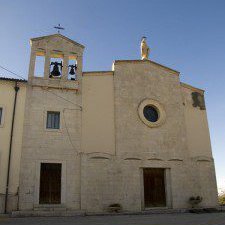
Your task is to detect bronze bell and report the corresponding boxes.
[50,61,63,77]
[68,64,77,75]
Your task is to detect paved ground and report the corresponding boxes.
[0,213,225,225]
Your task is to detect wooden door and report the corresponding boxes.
[39,163,62,204]
[143,168,166,208]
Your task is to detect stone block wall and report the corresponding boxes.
[19,85,82,210]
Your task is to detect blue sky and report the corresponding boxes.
[0,0,225,191]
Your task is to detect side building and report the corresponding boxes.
[0,34,218,214]
[0,78,27,213]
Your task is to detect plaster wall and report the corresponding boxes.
[182,85,218,207]
[82,72,115,155]
[0,80,26,213]
[182,85,212,158]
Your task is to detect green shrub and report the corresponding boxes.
[219,195,225,205]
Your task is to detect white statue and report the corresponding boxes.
[141,36,150,60]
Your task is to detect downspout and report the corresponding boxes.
[4,82,19,214]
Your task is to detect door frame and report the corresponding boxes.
[140,167,172,210]
[34,160,66,207]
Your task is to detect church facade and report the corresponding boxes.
[0,34,218,214]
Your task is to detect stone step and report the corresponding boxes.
[11,210,85,217]
[11,208,185,217]
[33,207,67,211]
[142,208,189,214]
[11,208,219,218]
[85,208,189,216]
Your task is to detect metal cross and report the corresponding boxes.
[54,24,65,34]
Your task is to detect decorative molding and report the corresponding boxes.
[124,157,142,161]
[168,158,183,162]
[192,156,213,162]
[90,156,110,160]
[87,152,113,160]
[147,158,164,161]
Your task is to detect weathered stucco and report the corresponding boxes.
[82,72,115,155]
[0,80,27,212]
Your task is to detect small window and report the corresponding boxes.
[0,107,2,125]
[46,111,60,129]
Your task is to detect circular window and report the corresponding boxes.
[143,105,159,122]
[138,99,166,128]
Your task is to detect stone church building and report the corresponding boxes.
[0,34,218,214]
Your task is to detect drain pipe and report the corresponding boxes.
[4,82,19,214]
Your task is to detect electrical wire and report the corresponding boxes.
[0,65,26,80]
[62,109,79,153]
[44,89,82,110]
[0,64,82,110]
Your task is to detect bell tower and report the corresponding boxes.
[19,34,85,211]
[28,34,85,91]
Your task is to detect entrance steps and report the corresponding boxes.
[11,208,85,217]
[11,208,186,217]
[11,208,220,217]
[139,208,188,214]
[86,208,188,216]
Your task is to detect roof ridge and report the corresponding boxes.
[113,60,179,74]
[0,76,27,82]
[30,33,85,49]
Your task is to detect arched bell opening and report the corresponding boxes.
[68,55,77,81]
[28,34,84,83]
[49,53,64,79]
[34,51,45,78]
